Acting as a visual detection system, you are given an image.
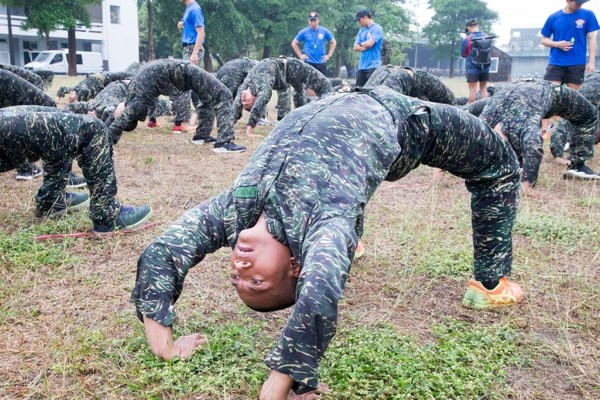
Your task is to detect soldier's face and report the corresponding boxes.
[241,89,256,111]
[68,91,77,103]
[596,127,600,144]
[309,17,319,28]
[230,215,299,311]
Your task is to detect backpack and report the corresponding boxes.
[469,34,494,69]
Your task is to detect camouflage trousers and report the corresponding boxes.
[0,110,120,225]
[170,46,205,125]
[0,69,55,108]
[374,93,520,282]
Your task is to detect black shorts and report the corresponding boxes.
[466,71,489,83]
[306,62,327,76]
[543,64,585,85]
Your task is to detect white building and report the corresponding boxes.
[0,0,139,72]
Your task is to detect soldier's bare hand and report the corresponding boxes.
[172,333,207,359]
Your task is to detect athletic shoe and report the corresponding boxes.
[462,277,524,310]
[563,164,600,180]
[147,121,161,129]
[191,135,217,144]
[35,192,90,218]
[257,117,271,126]
[16,164,42,181]
[93,204,153,233]
[172,124,187,133]
[67,172,87,189]
[354,241,365,260]
[213,142,246,153]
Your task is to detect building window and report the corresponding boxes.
[110,5,120,24]
[23,41,38,51]
[83,42,92,51]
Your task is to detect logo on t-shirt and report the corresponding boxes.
[575,18,586,29]
[318,33,324,40]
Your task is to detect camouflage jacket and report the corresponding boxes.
[233,57,332,127]
[215,57,258,97]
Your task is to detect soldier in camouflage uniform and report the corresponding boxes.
[0,106,152,232]
[365,65,455,104]
[0,63,44,89]
[234,57,333,135]
[0,69,57,181]
[56,72,133,103]
[464,80,600,189]
[107,59,245,153]
[132,85,522,397]
[550,73,600,165]
[215,57,258,98]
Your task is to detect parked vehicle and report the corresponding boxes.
[24,51,103,74]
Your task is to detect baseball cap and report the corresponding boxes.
[354,9,371,22]
[574,0,590,5]
[465,19,478,33]
[308,12,319,20]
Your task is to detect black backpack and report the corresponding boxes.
[469,34,495,69]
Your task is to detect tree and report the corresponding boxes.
[0,0,101,75]
[423,0,498,77]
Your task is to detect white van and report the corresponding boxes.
[24,51,103,74]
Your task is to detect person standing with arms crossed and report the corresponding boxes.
[541,0,599,91]
[353,9,384,87]
[169,0,206,134]
[291,11,337,76]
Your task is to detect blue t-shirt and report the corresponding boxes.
[354,23,384,70]
[181,1,205,45]
[295,26,334,64]
[541,8,599,66]
[461,31,490,73]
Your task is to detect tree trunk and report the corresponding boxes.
[45,32,51,49]
[6,7,15,65]
[262,45,271,59]
[203,44,213,72]
[449,55,455,78]
[147,0,155,61]
[67,28,77,76]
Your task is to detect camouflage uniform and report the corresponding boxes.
[32,69,54,89]
[0,63,44,89]
[131,86,519,394]
[87,80,130,126]
[0,69,55,108]
[215,57,258,98]
[107,59,235,145]
[170,45,206,125]
[57,72,132,102]
[233,57,333,128]
[551,73,600,158]
[475,80,598,184]
[0,69,56,177]
[0,108,121,225]
[365,65,455,104]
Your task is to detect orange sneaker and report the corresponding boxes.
[354,241,365,260]
[462,277,523,310]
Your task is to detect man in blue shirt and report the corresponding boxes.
[353,9,384,87]
[291,11,337,76]
[168,0,206,134]
[461,19,491,104]
[541,0,599,90]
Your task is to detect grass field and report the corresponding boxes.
[0,76,599,399]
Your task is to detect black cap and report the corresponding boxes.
[465,19,478,33]
[308,11,319,20]
[354,9,371,22]
[574,0,590,4]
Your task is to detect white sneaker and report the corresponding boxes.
[257,118,270,126]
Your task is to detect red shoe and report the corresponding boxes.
[354,241,365,260]
[172,124,186,133]
[147,121,161,129]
